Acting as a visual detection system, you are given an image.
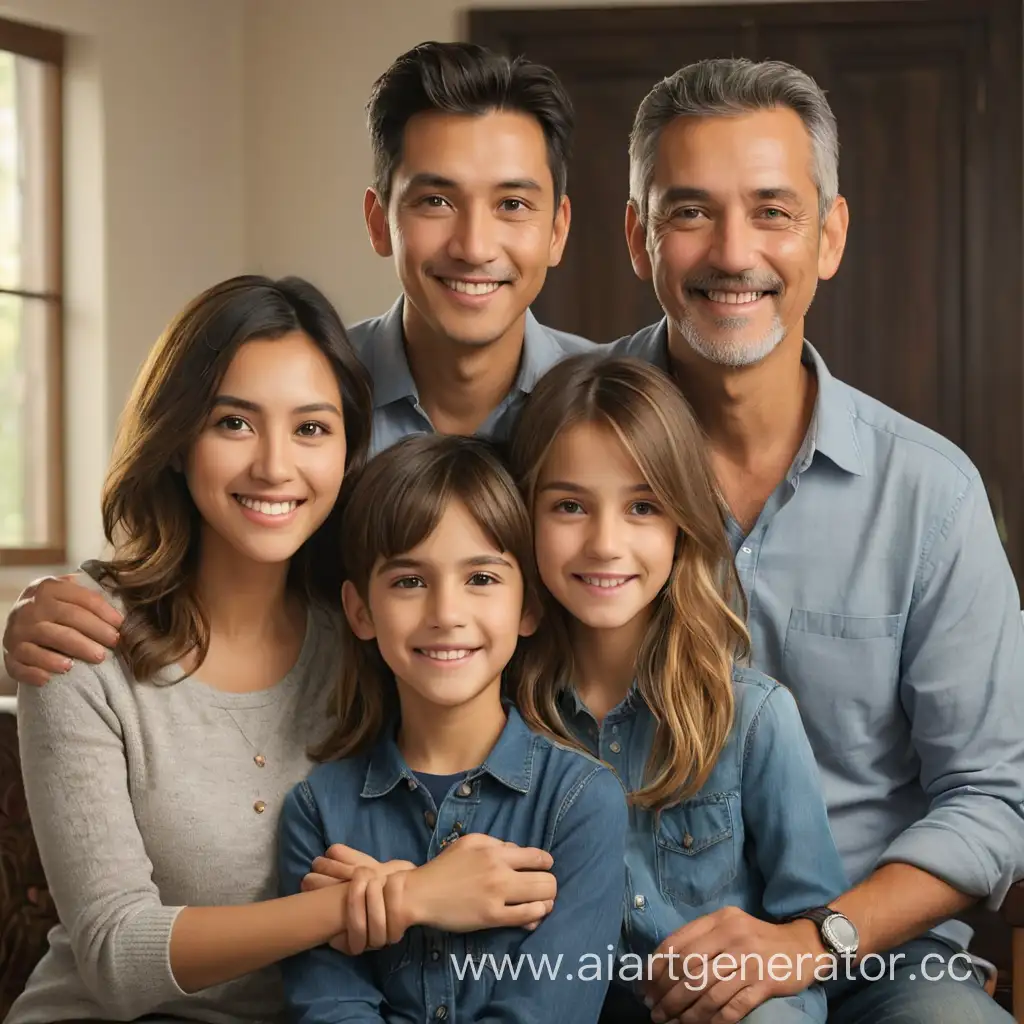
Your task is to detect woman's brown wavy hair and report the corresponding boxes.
[92,275,373,681]
[313,434,540,762]
[508,354,749,810]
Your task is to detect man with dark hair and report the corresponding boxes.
[349,40,592,455]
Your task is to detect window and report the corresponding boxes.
[0,18,63,566]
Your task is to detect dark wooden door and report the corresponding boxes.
[471,0,1023,585]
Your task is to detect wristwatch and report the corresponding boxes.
[786,906,859,958]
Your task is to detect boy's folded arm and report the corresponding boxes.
[475,764,629,1024]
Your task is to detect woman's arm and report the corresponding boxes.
[278,783,388,1024]
[17,660,353,1017]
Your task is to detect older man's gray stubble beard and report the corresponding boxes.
[672,310,787,368]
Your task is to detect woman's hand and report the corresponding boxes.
[301,843,415,893]
[304,845,416,955]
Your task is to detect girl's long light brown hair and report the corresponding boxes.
[508,354,749,810]
[313,433,540,762]
[94,275,372,681]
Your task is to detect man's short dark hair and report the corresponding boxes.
[366,41,574,207]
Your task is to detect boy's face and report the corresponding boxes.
[365,109,570,353]
[343,499,535,714]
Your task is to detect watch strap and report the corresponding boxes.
[785,905,834,926]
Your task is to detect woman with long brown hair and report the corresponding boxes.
[509,355,849,1024]
[7,276,555,1024]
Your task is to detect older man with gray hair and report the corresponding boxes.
[611,57,1023,1024]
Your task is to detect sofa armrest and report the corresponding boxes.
[0,706,58,1019]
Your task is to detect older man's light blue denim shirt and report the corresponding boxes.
[277,706,627,1024]
[349,297,596,457]
[613,322,1024,945]
[561,666,848,1023]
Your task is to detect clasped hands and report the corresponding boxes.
[300,832,557,955]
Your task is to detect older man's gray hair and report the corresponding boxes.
[628,58,839,228]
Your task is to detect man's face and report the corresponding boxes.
[366,109,570,351]
[626,107,847,368]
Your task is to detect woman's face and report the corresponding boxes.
[185,330,347,567]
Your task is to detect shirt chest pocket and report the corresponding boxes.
[782,610,902,728]
[656,792,739,908]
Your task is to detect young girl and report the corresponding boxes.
[8,276,556,1024]
[276,433,629,1024]
[508,355,849,1024]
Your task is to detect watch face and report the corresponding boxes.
[823,914,859,953]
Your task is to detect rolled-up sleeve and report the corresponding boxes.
[879,472,1024,907]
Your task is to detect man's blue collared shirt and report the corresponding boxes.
[613,322,1024,946]
[349,297,595,457]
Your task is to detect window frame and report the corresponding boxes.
[0,15,64,567]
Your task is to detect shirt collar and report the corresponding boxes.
[360,703,538,799]
[633,320,863,477]
[365,296,563,411]
[366,297,419,410]
[799,341,864,476]
[515,309,568,394]
[556,681,643,724]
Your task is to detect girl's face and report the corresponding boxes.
[185,331,347,568]
[533,421,678,632]
[344,499,535,712]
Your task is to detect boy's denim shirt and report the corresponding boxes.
[561,666,850,1020]
[277,705,628,1024]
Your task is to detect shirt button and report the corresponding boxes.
[430,948,441,962]
[741,546,752,554]
[609,741,621,754]
[424,810,437,828]
[457,781,473,797]
[634,894,646,909]
[253,754,266,768]
[434,1007,449,1020]
[406,778,418,790]
[682,833,694,849]
[253,800,266,814]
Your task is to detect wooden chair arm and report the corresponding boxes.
[1001,879,1024,928]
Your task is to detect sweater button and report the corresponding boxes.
[253,800,266,814]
